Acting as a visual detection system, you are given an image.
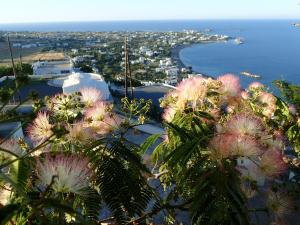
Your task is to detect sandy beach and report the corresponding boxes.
[171,44,192,69]
[171,43,213,78]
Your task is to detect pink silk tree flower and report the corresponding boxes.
[226,134,262,158]
[248,82,264,91]
[288,104,297,115]
[36,154,92,195]
[266,191,294,218]
[66,121,94,144]
[162,107,176,123]
[175,77,208,109]
[80,87,103,107]
[93,115,122,135]
[260,149,287,177]
[258,92,277,118]
[217,74,242,98]
[209,134,233,159]
[223,113,265,137]
[241,91,249,100]
[85,101,121,135]
[27,112,53,144]
[85,101,108,122]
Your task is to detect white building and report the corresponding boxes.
[165,76,178,85]
[165,58,172,66]
[71,49,79,54]
[155,68,163,73]
[145,50,154,57]
[139,57,145,64]
[72,55,94,63]
[139,46,148,54]
[165,67,179,77]
[62,73,111,101]
[159,60,165,67]
[181,68,190,73]
[159,58,172,67]
[32,60,73,76]
[22,43,37,49]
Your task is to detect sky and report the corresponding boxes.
[0,0,300,24]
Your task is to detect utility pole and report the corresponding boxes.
[124,37,134,99]
[7,35,21,103]
[19,46,23,73]
[7,35,17,79]
[124,37,128,98]
[128,43,134,99]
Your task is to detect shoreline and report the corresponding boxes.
[171,42,216,78]
[170,44,193,69]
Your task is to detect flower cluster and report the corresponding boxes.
[248,81,265,91]
[27,111,53,145]
[175,76,210,109]
[80,87,103,107]
[66,121,94,145]
[25,87,123,196]
[85,101,122,135]
[266,191,294,218]
[161,74,250,124]
[27,87,122,151]
[258,92,277,118]
[47,93,83,120]
[222,112,265,137]
[161,74,299,223]
[245,81,279,118]
[36,154,92,195]
[210,112,287,185]
[217,73,242,100]
[160,76,222,121]
[162,107,177,123]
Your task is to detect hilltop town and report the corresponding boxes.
[0,30,230,86]
[0,30,231,123]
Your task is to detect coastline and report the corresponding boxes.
[171,43,214,78]
[171,44,193,69]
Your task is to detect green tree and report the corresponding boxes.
[0,63,33,77]
[80,64,93,73]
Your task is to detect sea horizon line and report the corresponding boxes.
[1,18,300,25]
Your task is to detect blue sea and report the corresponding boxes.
[178,20,300,90]
[1,20,300,90]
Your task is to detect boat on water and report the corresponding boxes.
[241,71,261,79]
[235,38,244,45]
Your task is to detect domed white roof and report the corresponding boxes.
[62,73,111,100]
